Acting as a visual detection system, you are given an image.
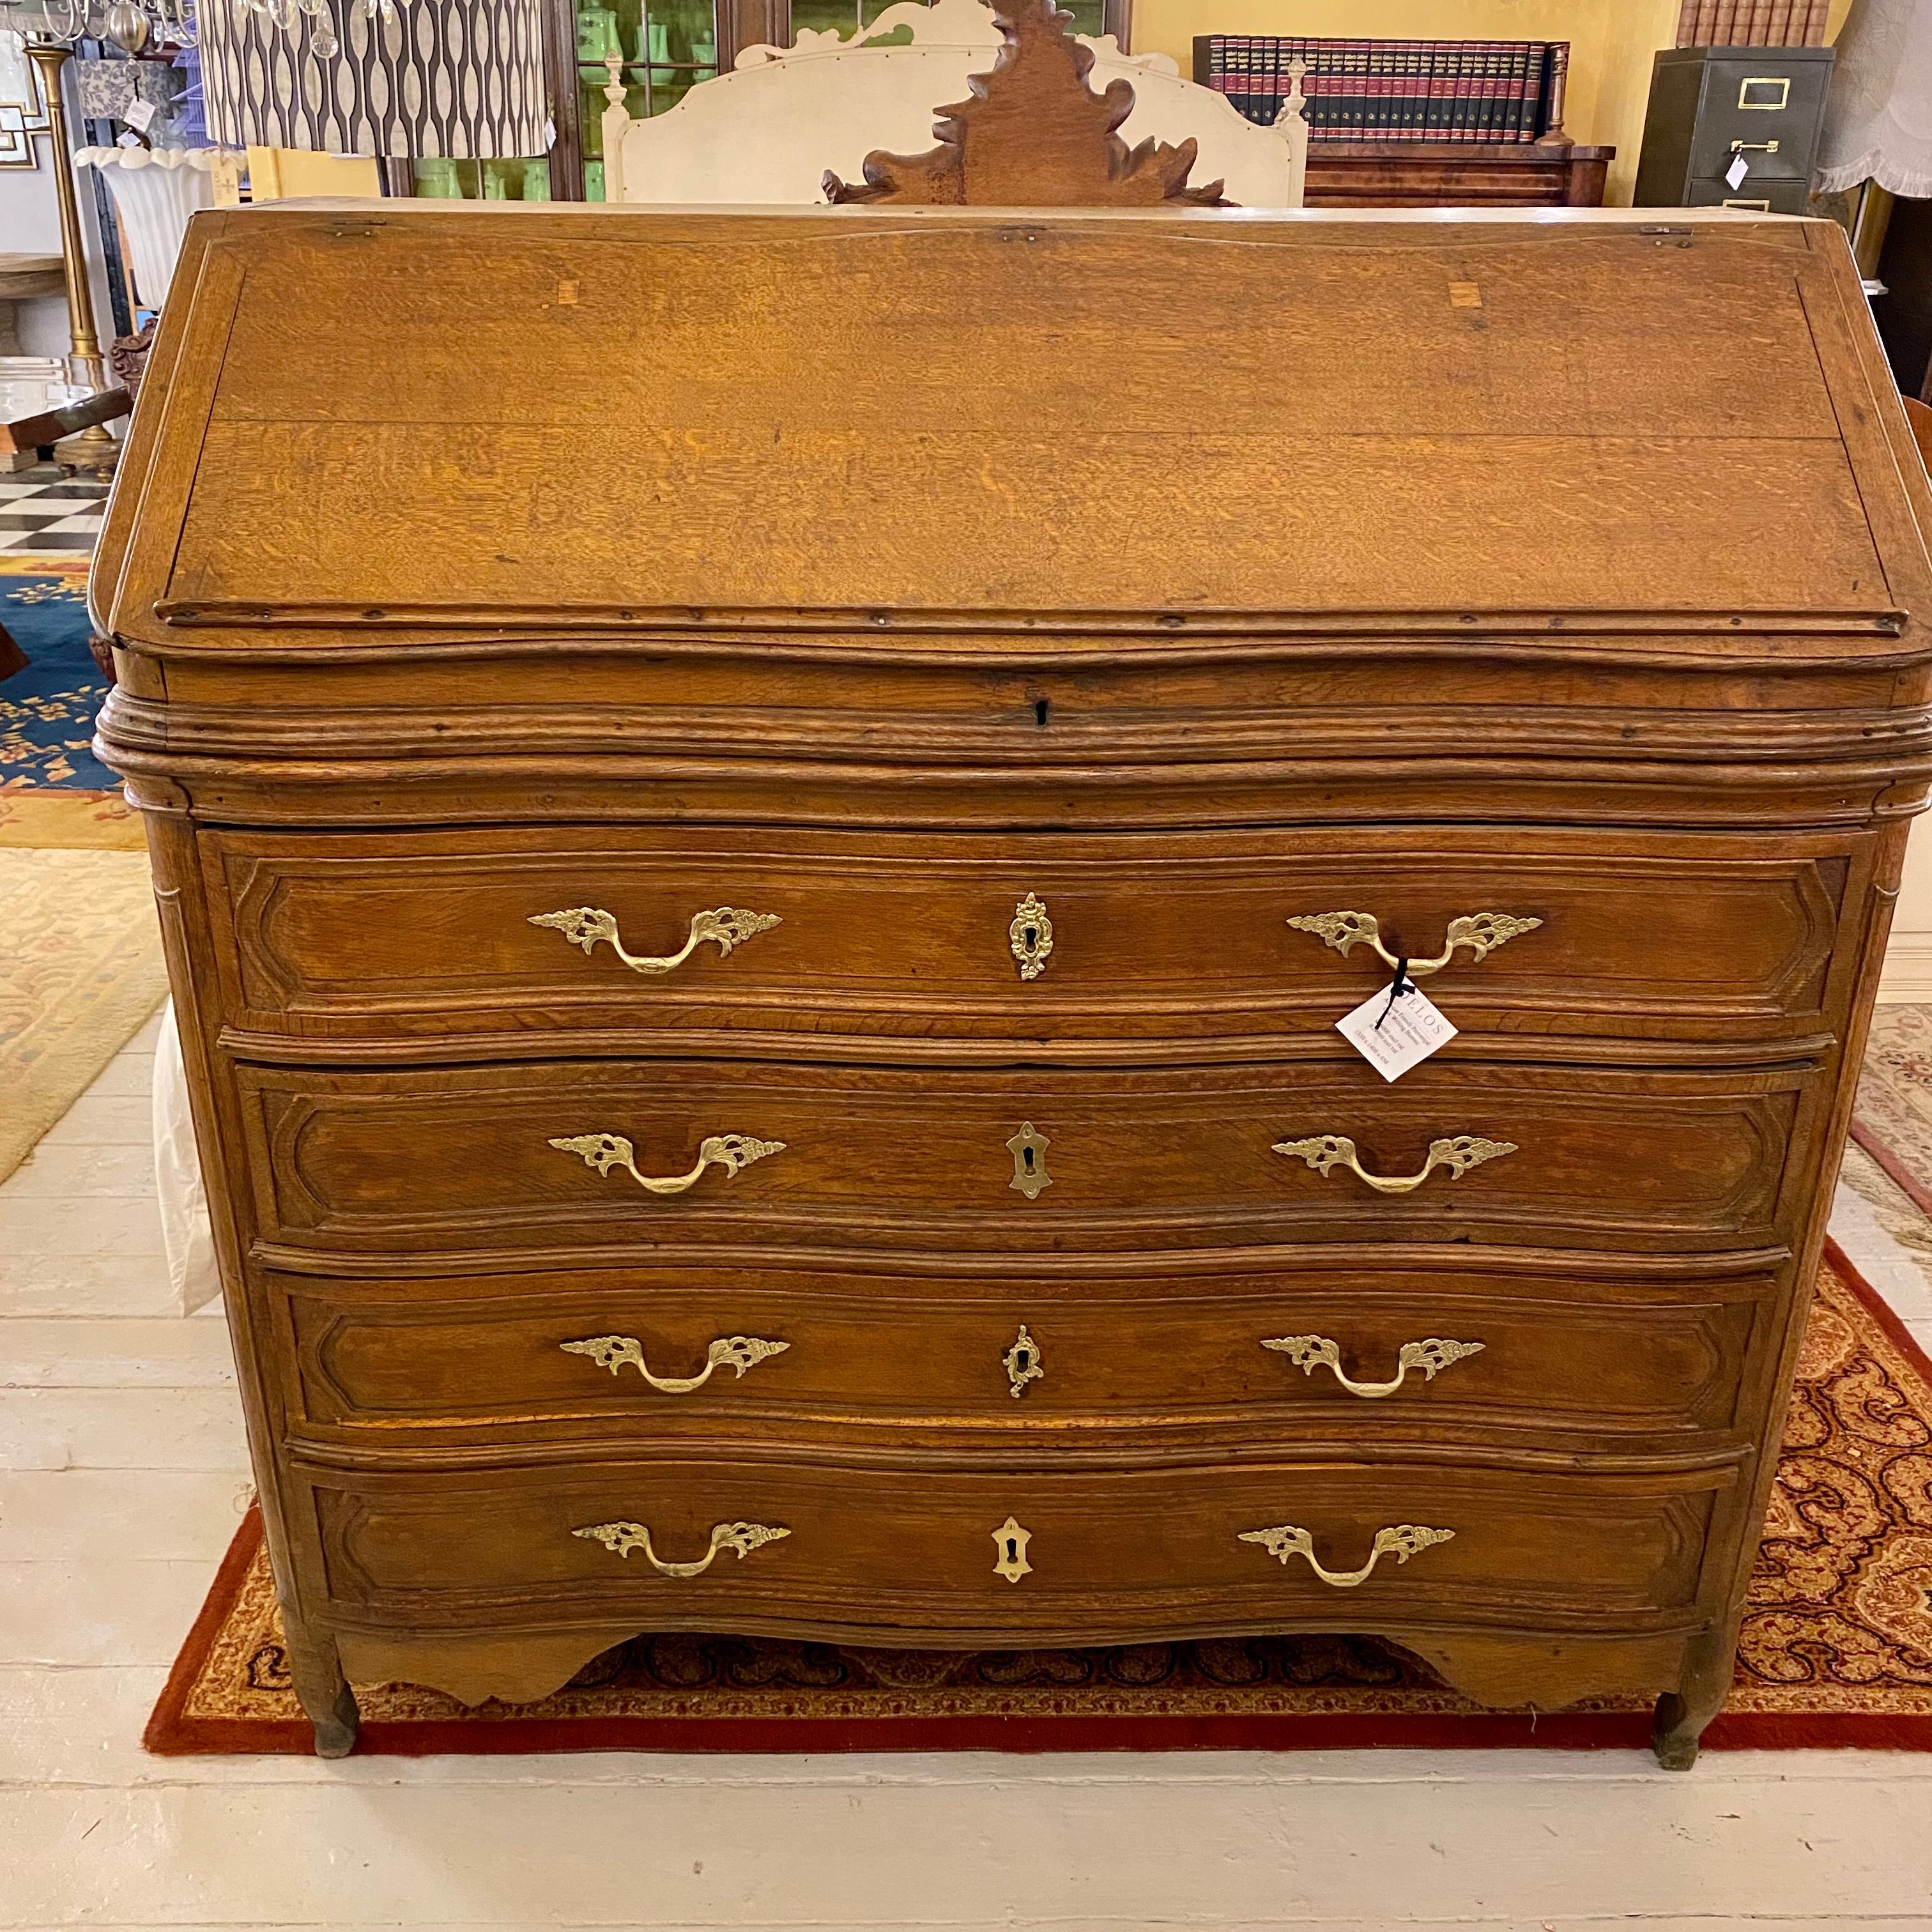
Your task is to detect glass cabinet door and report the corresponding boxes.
[788,0,1103,38]
[528,0,1131,201]
[579,0,723,199]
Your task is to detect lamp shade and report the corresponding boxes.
[196,0,548,159]
[1814,0,1932,198]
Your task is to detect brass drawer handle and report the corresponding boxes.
[1239,1521,1454,1588]
[549,1130,785,1195]
[1273,1133,1515,1195]
[1285,910,1540,976]
[529,904,781,976]
[574,1518,790,1578]
[1262,1333,1484,1399]
[560,1332,790,1393]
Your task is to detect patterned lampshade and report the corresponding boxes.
[196,0,548,159]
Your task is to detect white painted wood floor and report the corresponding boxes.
[6,1013,1932,1932]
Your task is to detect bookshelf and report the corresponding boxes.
[1193,34,1611,208]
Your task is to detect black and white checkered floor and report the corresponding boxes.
[0,468,109,555]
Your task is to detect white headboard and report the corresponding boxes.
[600,0,1307,208]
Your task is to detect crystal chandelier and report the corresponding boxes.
[0,1,418,58]
[0,0,195,47]
[231,0,418,61]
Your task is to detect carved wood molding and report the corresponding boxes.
[822,0,1226,208]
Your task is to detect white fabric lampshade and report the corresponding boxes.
[1815,0,1932,197]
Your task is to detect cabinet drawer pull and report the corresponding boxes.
[1239,1521,1454,1588]
[529,904,781,976]
[573,1518,790,1577]
[1273,1132,1515,1194]
[1285,910,1540,976]
[560,1332,790,1392]
[1262,1333,1483,1398]
[548,1130,785,1195]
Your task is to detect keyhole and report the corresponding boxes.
[1034,698,1050,727]
[1006,1537,1020,1563]
[1014,1349,1031,1372]
[1023,925,1038,947]
[1022,1147,1035,1171]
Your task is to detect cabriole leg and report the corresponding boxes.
[286,1620,360,1758]
[1652,1633,1729,1770]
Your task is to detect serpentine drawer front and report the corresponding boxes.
[94,204,1931,1765]
[303,1459,1731,1640]
[204,825,1860,1055]
[280,1263,1767,1451]
[238,1057,1814,1259]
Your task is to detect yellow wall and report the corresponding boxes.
[1134,0,1857,206]
[246,146,383,200]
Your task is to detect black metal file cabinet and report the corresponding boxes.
[1636,45,1835,215]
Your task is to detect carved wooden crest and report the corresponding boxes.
[822,0,1227,208]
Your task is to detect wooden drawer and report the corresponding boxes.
[279,1259,1768,1454]
[204,825,1859,1058]
[238,1057,1816,1262]
[305,1459,1729,1643]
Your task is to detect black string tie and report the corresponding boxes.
[1376,956,1412,1030]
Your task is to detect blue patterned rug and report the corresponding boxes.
[1,560,117,791]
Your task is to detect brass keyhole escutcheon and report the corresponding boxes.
[1004,1322,1045,1398]
[993,1515,1034,1583]
[1007,1122,1052,1200]
[1009,893,1054,981]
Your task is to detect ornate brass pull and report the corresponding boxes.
[1239,1522,1454,1588]
[549,1131,785,1195]
[560,1332,789,1393]
[529,904,781,976]
[1273,1133,1515,1195]
[1009,893,1054,981]
[1285,910,1540,977]
[573,1518,790,1577]
[1262,1334,1483,1399]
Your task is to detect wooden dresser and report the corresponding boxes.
[95,202,1932,1767]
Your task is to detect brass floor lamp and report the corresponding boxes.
[22,35,120,476]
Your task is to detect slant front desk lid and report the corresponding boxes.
[99,203,1931,649]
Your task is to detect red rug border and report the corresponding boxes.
[1850,1113,1932,1232]
[144,1239,1932,1758]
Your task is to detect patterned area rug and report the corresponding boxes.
[0,845,168,1184]
[0,558,116,788]
[0,553,141,854]
[1848,1005,1932,1254]
[146,1243,1932,1756]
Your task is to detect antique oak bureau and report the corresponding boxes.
[96,202,1932,1765]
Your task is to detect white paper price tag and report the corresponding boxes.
[1726,152,1749,190]
[122,98,157,133]
[1336,981,1457,1082]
